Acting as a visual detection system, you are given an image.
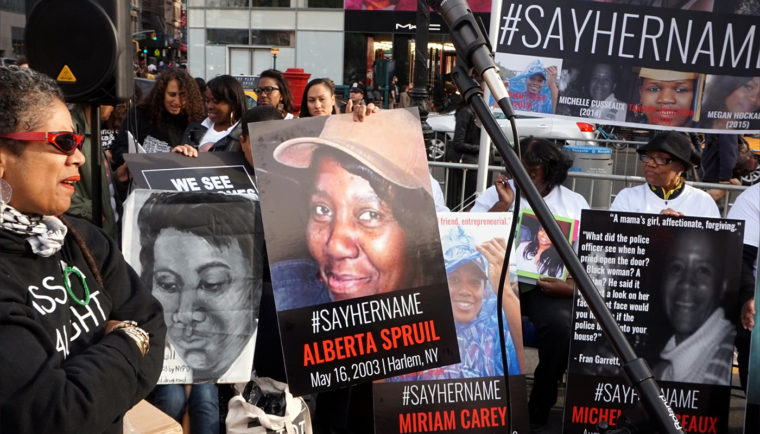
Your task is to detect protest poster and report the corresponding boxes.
[121,188,264,384]
[514,209,574,284]
[494,0,760,133]
[564,209,744,433]
[373,212,530,433]
[249,108,459,395]
[124,151,258,197]
[744,249,760,433]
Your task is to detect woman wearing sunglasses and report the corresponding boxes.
[610,131,719,217]
[0,66,166,433]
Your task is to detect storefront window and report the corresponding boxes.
[250,30,294,47]
[251,0,291,7]
[306,0,342,8]
[206,0,249,6]
[207,29,249,45]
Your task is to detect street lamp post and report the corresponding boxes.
[270,47,279,70]
[411,0,433,145]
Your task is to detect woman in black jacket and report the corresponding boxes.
[177,75,248,154]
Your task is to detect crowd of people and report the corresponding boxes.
[0,61,758,434]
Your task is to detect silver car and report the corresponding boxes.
[425,110,597,161]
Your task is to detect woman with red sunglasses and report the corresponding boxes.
[0,66,166,433]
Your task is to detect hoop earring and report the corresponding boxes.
[0,178,12,205]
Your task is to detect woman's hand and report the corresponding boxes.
[537,276,574,298]
[660,208,684,217]
[115,163,130,183]
[741,298,756,330]
[352,101,379,122]
[488,175,515,212]
[171,144,198,158]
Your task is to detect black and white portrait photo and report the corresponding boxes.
[122,190,264,384]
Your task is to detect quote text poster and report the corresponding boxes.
[374,212,530,433]
[564,209,744,433]
[494,0,760,133]
[122,189,264,384]
[250,109,458,395]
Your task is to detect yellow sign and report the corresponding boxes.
[56,65,77,83]
[154,49,160,57]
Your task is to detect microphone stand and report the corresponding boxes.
[429,1,684,432]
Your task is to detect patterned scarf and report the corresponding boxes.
[0,203,67,257]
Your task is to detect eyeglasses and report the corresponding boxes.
[0,131,85,155]
[639,154,674,166]
[254,86,280,95]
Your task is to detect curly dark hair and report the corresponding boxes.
[260,69,294,115]
[206,75,247,125]
[518,137,574,194]
[138,68,204,127]
[0,66,63,155]
[521,228,564,278]
[299,78,337,118]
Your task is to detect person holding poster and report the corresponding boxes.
[700,75,760,129]
[0,66,166,433]
[269,109,445,309]
[507,59,559,114]
[629,68,699,127]
[611,131,720,217]
[470,138,588,429]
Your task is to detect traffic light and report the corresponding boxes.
[151,32,157,41]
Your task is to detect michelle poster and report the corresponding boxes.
[493,0,760,133]
[564,210,744,433]
[249,108,458,395]
[373,213,530,434]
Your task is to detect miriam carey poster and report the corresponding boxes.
[249,108,459,395]
[373,212,530,434]
[564,209,743,433]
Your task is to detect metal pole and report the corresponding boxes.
[411,0,433,144]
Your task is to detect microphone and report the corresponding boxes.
[426,0,514,118]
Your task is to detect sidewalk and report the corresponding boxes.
[523,347,749,433]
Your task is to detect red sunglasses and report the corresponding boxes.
[0,131,85,155]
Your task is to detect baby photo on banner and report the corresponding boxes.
[122,189,264,384]
[249,108,459,395]
[563,209,744,433]
[514,210,574,284]
[373,212,530,434]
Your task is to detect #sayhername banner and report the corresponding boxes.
[124,152,258,197]
[564,209,744,433]
[122,189,264,384]
[374,213,530,433]
[250,109,458,395]
[494,0,760,133]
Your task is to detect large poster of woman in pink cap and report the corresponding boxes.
[249,108,458,395]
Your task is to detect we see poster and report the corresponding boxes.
[249,108,459,395]
[373,213,530,434]
[564,210,744,433]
